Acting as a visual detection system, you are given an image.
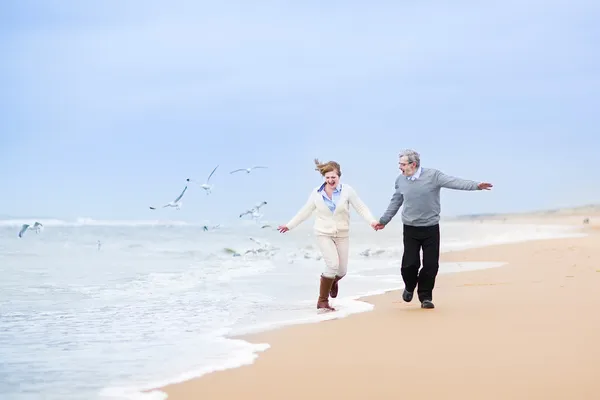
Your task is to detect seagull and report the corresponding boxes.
[187,165,219,194]
[239,201,267,219]
[149,186,187,210]
[249,237,279,251]
[230,166,268,174]
[18,222,43,238]
[359,248,386,257]
[240,209,263,220]
[243,238,278,257]
[223,247,241,257]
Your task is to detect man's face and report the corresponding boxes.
[399,156,417,176]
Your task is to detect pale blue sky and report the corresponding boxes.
[2,1,599,224]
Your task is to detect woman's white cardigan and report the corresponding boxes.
[285,184,377,237]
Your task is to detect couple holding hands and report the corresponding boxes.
[278,149,493,311]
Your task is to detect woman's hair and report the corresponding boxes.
[314,158,341,177]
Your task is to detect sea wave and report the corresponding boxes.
[0,217,201,228]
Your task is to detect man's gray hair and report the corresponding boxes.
[399,149,420,167]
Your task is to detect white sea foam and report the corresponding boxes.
[0,217,200,228]
[0,220,586,400]
[99,340,270,400]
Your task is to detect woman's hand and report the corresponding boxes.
[371,221,384,230]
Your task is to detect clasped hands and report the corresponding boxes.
[371,221,384,231]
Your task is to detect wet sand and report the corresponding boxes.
[155,216,600,400]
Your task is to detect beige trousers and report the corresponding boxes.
[315,235,350,279]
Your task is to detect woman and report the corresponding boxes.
[278,159,379,312]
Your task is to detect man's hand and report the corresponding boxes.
[371,222,385,231]
[278,225,289,233]
[478,182,493,190]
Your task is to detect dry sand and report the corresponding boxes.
[155,215,600,400]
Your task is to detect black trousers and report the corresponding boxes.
[401,224,440,302]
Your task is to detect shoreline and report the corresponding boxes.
[231,219,594,343]
[144,215,599,399]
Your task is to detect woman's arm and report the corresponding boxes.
[285,192,317,230]
[348,187,377,225]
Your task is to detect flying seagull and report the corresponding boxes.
[223,247,241,257]
[187,165,219,194]
[18,222,43,238]
[149,186,188,210]
[202,224,221,231]
[239,201,267,219]
[230,166,268,174]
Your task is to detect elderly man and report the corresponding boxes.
[374,149,492,309]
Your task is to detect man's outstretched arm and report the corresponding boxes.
[435,170,492,191]
[379,180,404,225]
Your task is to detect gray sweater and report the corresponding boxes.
[379,167,481,227]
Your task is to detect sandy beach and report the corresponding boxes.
[156,215,600,400]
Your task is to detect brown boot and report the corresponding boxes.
[317,275,336,311]
[330,275,343,298]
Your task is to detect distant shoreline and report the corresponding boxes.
[2,203,599,224]
[452,203,600,220]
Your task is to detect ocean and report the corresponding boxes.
[0,217,586,399]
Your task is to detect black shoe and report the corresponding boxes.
[421,300,435,309]
[402,289,414,302]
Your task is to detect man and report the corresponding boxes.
[374,149,492,309]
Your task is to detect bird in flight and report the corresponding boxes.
[187,165,219,194]
[230,166,268,174]
[239,201,267,219]
[149,186,188,210]
[18,222,43,238]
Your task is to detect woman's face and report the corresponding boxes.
[324,170,339,187]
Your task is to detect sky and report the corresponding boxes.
[1,0,599,224]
